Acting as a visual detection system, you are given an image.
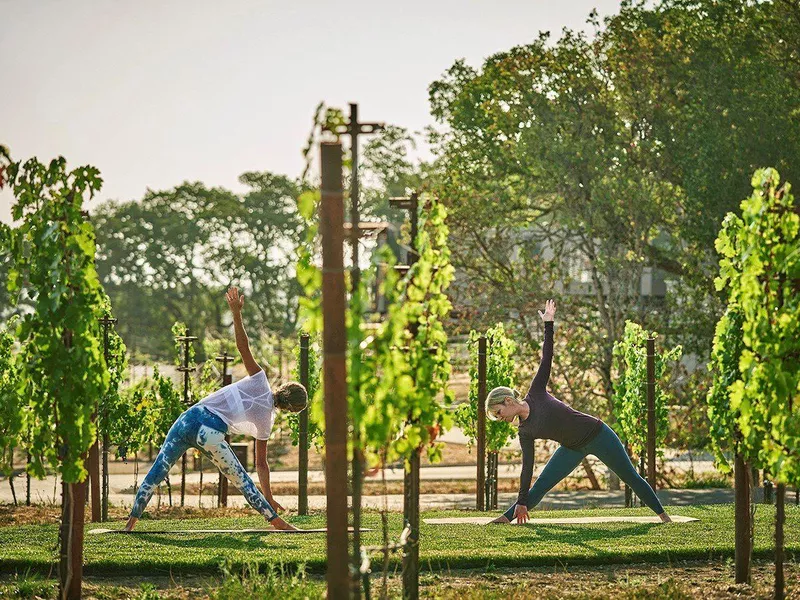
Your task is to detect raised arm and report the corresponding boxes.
[226,287,263,377]
[528,299,556,394]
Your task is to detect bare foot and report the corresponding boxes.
[270,516,299,531]
[489,515,510,524]
[124,517,138,532]
[659,513,672,523]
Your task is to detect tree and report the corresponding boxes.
[91,172,305,359]
[428,29,683,428]
[4,155,109,600]
[715,169,799,598]
[707,305,754,583]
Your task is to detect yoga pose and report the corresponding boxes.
[124,287,307,532]
[489,299,671,524]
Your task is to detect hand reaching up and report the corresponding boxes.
[538,299,556,322]
[226,286,245,316]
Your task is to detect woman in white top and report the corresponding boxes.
[124,287,307,532]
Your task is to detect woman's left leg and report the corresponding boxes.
[583,423,665,516]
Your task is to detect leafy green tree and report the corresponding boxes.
[4,155,110,599]
[428,29,682,425]
[4,157,109,481]
[605,0,800,255]
[91,172,305,359]
[602,0,800,363]
[714,169,799,598]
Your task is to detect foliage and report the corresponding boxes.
[0,317,22,475]
[388,196,456,463]
[284,337,323,449]
[454,323,518,452]
[611,321,682,456]
[109,380,149,460]
[714,169,800,486]
[3,156,109,482]
[706,306,746,473]
[427,0,800,418]
[605,0,800,254]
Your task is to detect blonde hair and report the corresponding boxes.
[486,386,523,421]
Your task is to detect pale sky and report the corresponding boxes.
[0,0,622,224]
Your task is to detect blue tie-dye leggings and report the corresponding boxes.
[129,404,278,521]
[502,423,665,521]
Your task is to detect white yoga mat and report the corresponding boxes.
[423,515,699,525]
[88,527,372,535]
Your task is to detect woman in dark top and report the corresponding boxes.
[489,300,672,524]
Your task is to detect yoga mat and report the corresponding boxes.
[423,515,699,525]
[88,527,372,535]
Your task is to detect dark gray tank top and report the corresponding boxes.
[516,321,602,505]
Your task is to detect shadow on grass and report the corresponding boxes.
[121,533,304,553]
[505,523,657,552]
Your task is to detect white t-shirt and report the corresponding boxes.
[199,369,275,440]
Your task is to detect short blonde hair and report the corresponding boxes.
[486,386,523,421]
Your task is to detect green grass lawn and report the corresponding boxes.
[0,505,797,576]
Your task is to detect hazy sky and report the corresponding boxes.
[1,0,622,224]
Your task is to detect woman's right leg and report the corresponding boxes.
[501,445,585,521]
[196,424,279,521]
[584,424,665,516]
[129,414,193,519]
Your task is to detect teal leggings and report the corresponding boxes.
[503,423,664,520]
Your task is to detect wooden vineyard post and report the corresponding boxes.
[298,333,310,516]
[176,329,198,507]
[87,425,101,523]
[320,141,349,600]
[476,335,487,511]
[216,350,234,507]
[330,104,384,596]
[646,337,657,491]
[99,313,118,522]
[734,452,752,584]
